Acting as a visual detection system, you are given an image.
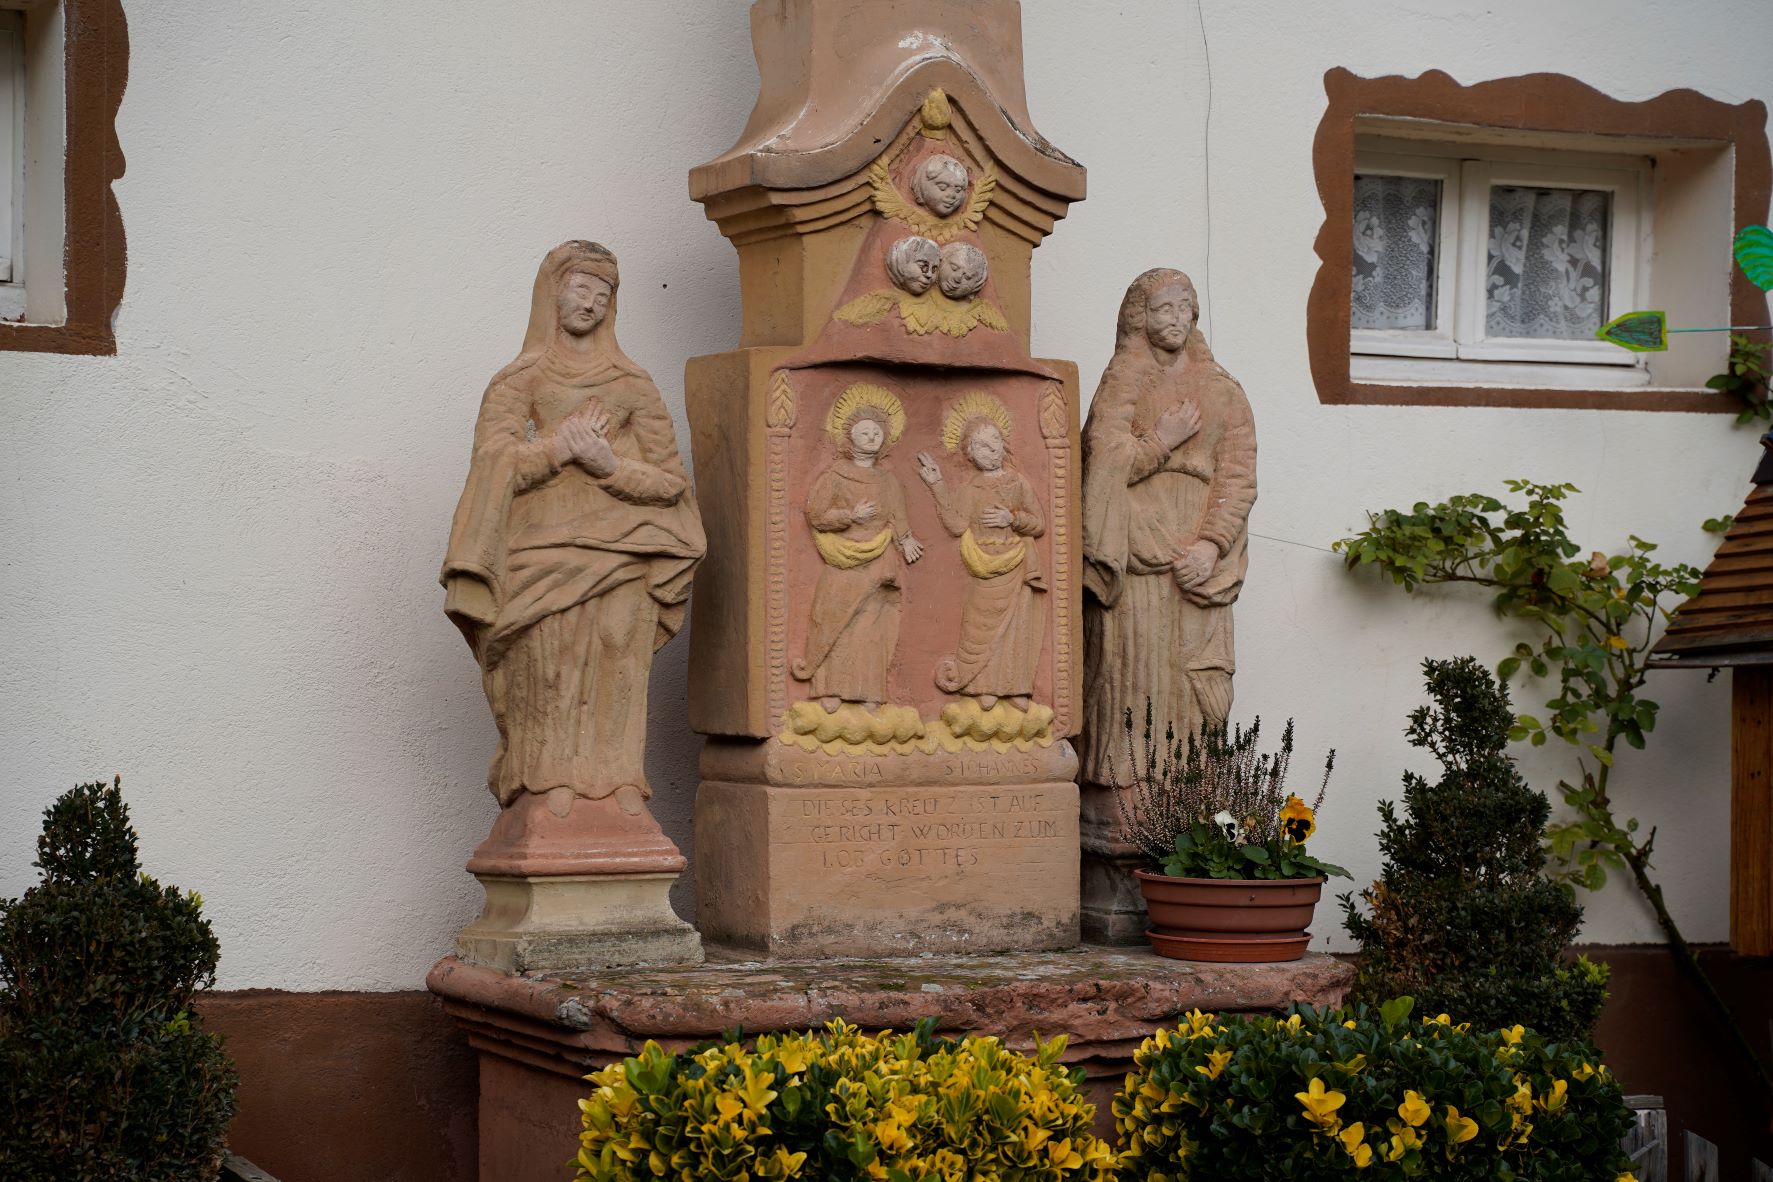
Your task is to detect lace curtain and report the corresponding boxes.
[1484,186,1610,339]
[1351,175,1440,331]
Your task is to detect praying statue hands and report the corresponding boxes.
[550,400,619,478]
[1153,400,1201,452]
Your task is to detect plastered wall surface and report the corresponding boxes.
[1,0,1769,990]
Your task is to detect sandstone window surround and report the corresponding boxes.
[0,0,125,355]
[1310,69,1771,412]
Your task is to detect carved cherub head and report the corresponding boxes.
[937,242,988,301]
[886,236,941,296]
[912,154,970,218]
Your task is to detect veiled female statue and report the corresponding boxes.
[793,384,924,712]
[1079,269,1256,787]
[916,392,1047,711]
[442,241,705,829]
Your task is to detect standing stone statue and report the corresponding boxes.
[1078,268,1256,941]
[441,239,707,970]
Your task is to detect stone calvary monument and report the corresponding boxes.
[682,8,1087,957]
[426,5,1338,1179]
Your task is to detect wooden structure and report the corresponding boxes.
[1651,441,1773,955]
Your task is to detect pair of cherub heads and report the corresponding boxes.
[886,236,988,303]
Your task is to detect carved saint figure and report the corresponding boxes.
[793,384,925,712]
[1079,268,1256,789]
[442,241,705,816]
[916,393,1047,710]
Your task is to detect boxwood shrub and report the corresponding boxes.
[1113,998,1633,1181]
[576,1018,1114,1181]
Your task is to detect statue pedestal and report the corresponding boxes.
[455,874,702,974]
[696,739,1079,957]
[454,792,702,972]
[428,947,1354,1182]
[1079,782,1149,944]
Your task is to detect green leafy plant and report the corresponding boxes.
[1334,480,1773,1102]
[575,1018,1113,1181]
[1706,332,1772,425]
[1342,657,1608,1043]
[1118,707,1347,881]
[1113,998,1636,1181]
[0,779,238,1182]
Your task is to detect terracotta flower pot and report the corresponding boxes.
[1133,870,1325,962]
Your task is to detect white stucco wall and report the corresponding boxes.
[1,0,1768,990]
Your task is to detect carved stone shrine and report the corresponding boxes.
[684,0,1088,957]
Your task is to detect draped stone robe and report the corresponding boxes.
[443,354,705,805]
[1079,335,1256,786]
[794,458,913,703]
[926,465,1047,699]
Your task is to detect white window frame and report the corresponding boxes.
[0,7,22,292]
[1350,152,1459,360]
[1351,143,1653,384]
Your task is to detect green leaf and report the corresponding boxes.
[1379,996,1414,1029]
[1241,845,1271,864]
[1734,224,1773,291]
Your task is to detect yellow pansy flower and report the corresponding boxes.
[1397,1090,1430,1127]
[1540,1078,1568,1113]
[1445,1105,1479,1145]
[1500,1025,1526,1046]
[1295,1076,1347,1128]
[1280,794,1316,842]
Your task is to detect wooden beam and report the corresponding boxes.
[1731,666,1773,955]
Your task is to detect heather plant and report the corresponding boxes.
[1118,705,1346,881]
[1341,658,1608,1043]
[1114,998,1636,1181]
[0,779,237,1182]
[575,1018,1113,1182]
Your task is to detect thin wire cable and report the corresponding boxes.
[1250,531,1339,556]
[1196,0,1214,342]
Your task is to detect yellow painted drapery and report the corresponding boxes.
[959,529,1025,578]
[814,526,894,569]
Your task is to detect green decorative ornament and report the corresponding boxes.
[1735,224,1773,291]
[1595,309,1667,352]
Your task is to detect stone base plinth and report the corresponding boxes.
[694,740,1080,957]
[1079,780,1149,944]
[428,947,1353,1182]
[455,873,702,973]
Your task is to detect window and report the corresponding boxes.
[1350,140,1649,387]
[1309,70,1771,412]
[0,0,126,356]
[1,8,21,290]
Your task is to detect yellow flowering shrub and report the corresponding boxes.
[575,1018,1115,1182]
[1112,998,1635,1181]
